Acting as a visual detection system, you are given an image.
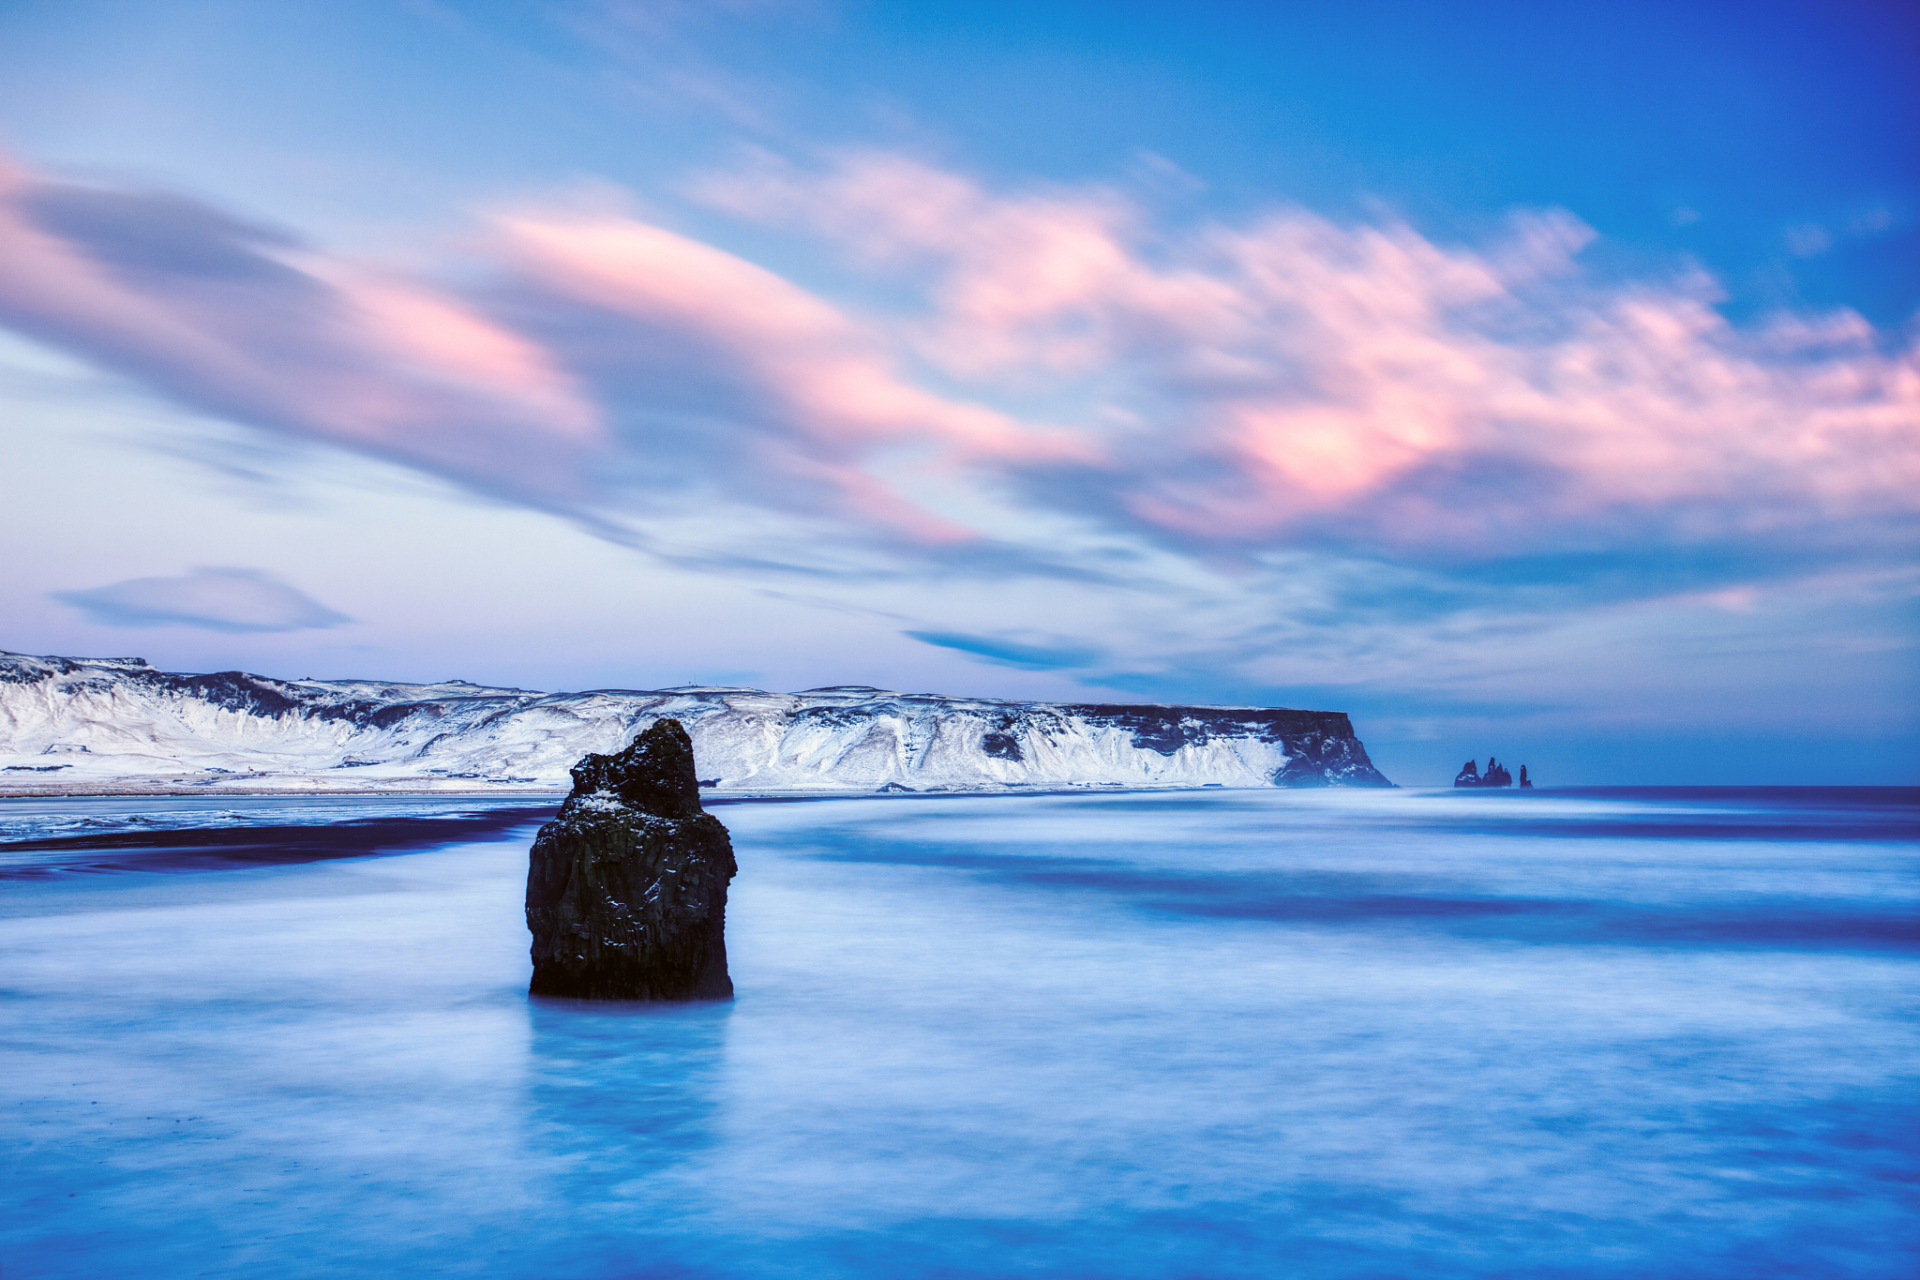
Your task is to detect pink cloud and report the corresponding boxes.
[0,146,1912,575]
[694,151,1920,550]
[491,210,1098,539]
[0,155,604,505]
[0,150,1096,550]
[494,213,1089,459]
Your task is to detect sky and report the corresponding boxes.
[0,0,1914,785]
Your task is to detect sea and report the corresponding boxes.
[1,786,1915,1278]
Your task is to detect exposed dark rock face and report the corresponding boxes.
[1454,757,1514,788]
[980,730,1023,761]
[525,719,737,1001]
[1519,764,1534,789]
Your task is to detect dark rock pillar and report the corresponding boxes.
[526,719,737,1001]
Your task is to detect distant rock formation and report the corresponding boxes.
[1454,756,1515,788]
[1519,764,1533,789]
[525,720,737,1001]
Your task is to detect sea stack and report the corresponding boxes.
[525,719,737,1000]
[1453,757,1514,788]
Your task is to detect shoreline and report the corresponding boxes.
[0,784,569,800]
[5,782,1905,803]
[0,781,1244,803]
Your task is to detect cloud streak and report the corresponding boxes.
[0,157,605,509]
[492,210,1096,541]
[54,568,351,633]
[0,146,1913,587]
[903,631,1102,671]
[697,151,1919,555]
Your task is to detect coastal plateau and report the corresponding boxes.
[0,650,1393,794]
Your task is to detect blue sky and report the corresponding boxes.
[0,0,1913,783]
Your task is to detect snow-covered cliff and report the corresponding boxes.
[0,651,1393,794]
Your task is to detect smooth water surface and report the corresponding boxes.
[2,788,1916,1277]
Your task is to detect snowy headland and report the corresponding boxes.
[0,651,1393,796]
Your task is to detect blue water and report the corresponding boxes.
[2,787,1915,1278]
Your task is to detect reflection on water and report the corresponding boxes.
[2,788,1916,1277]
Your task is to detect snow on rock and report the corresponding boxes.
[0,651,1394,794]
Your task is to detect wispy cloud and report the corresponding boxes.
[1785,223,1833,257]
[694,150,1919,557]
[1,145,1914,600]
[0,156,605,510]
[903,631,1101,671]
[491,209,1096,541]
[53,567,351,633]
